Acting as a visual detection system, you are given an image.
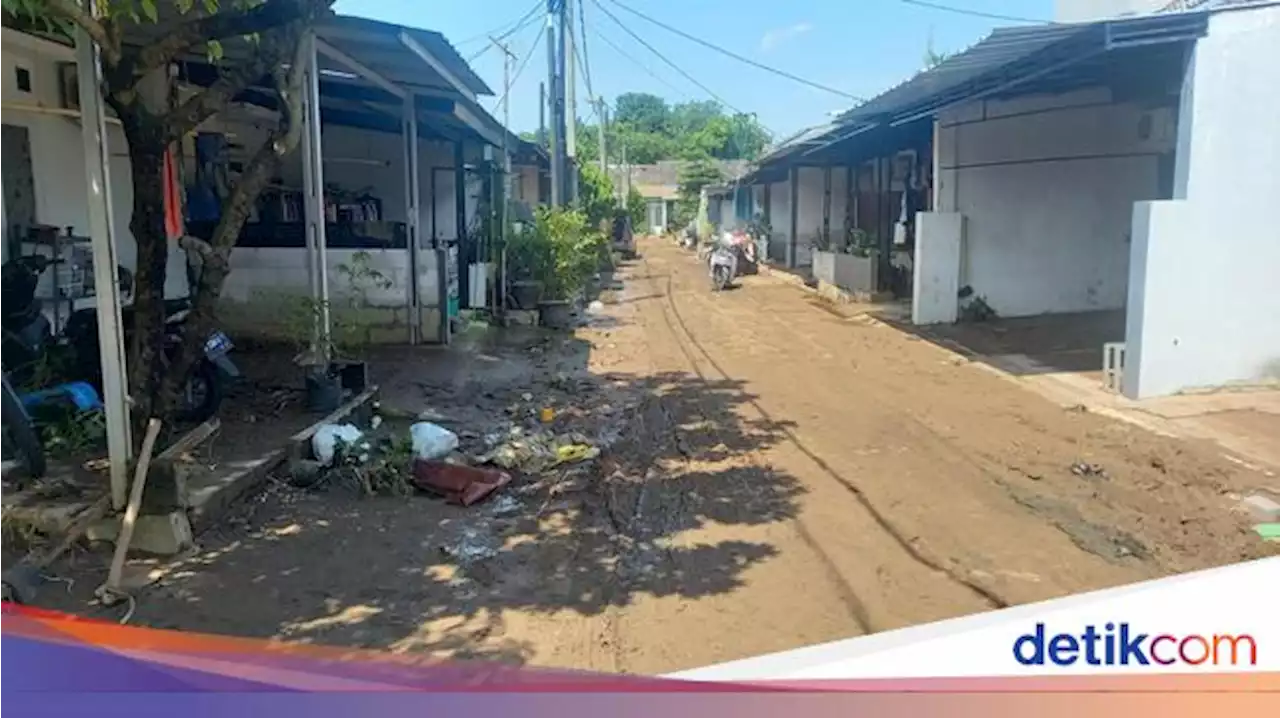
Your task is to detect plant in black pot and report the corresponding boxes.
[283,252,392,412]
[504,221,549,311]
[537,207,607,330]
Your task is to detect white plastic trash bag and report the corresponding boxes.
[410,421,459,460]
[312,423,364,466]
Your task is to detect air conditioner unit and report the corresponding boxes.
[57,61,80,111]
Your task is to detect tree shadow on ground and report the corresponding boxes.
[43,331,804,667]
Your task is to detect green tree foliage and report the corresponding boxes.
[2,0,333,432]
[674,157,723,229]
[626,187,646,234]
[572,92,771,166]
[576,162,615,232]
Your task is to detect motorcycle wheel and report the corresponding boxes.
[175,360,222,424]
[2,382,46,484]
[712,266,732,292]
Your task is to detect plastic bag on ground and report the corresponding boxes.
[411,421,460,460]
[312,423,364,466]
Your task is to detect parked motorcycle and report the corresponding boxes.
[1,255,239,424]
[708,237,738,292]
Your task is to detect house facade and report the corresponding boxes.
[735,2,1279,400]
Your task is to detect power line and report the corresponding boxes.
[591,0,754,122]
[577,0,598,106]
[463,1,544,60]
[898,0,1049,24]
[587,20,692,100]
[457,0,543,44]
[603,0,865,102]
[491,22,547,114]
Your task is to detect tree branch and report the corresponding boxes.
[46,0,121,65]
[135,0,317,77]
[162,25,291,143]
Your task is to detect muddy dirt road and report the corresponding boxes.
[573,237,1271,672]
[38,236,1272,675]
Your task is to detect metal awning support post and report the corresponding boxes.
[299,32,332,357]
[821,166,832,249]
[454,141,467,310]
[404,100,421,344]
[787,166,799,268]
[73,6,131,510]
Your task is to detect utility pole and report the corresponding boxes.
[490,36,516,313]
[564,0,577,162]
[546,1,562,206]
[538,81,546,149]
[596,97,607,174]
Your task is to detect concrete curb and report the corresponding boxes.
[188,386,380,534]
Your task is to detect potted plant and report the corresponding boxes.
[282,251,390,411]
[535,207,604,330]
[814,228,879,294]
[504,222,547,310]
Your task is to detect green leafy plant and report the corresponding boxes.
[280,251,391,364]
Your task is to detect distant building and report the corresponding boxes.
[607,159,749,234]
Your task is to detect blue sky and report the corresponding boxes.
[332,0,1055,139]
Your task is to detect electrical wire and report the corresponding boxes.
[603,0,865,102]
[456,0,544,46]
[492,22,547,112]
[576,0,598,106]
[587,20,692,100]
[591,0,753,121]
[897,0,1050,24]
[468,5,542,63]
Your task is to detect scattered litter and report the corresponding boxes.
[440,527,501,563]
[312,424,364,466]
[412,460,512,506]
[489,494,522,516]
[1070,462,1108,479]
[1253,523,1280,542]
[521,392,533,402]
[555,444,599,465]
[370,415,384,430]
[586,300,605,314]
[416,407,452,422]
[410,422,459,461]
[540,407,556,423]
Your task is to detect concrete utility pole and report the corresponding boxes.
[546,2,562,206]
[491,36,516,312]
[596,97,608,173]
[564,0,577,161]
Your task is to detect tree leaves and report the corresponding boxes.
[572,92,771,166]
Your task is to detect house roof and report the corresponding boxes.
[737,8,1216,184]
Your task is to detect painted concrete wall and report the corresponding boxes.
[1124,6,1280,397]
[794,167,824,268]
[767,180,789,264]
[935,88,1174,318]
[219,247,443,343]
[1054,0,1168,22]
[1,29,189,298]
[912,212,965,325]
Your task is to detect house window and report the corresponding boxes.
[15,66,32,93]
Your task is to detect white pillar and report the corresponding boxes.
[911,212,964,325]
[300,33,331,356]
[74,6,132,510]
[403,100,421,344]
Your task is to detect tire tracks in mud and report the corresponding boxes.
[638,250,1011,619]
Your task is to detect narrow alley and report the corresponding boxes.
[33,236,1272,675]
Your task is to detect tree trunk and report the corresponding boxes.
[118,109,172,438]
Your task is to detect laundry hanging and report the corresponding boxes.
[162,147,183,240]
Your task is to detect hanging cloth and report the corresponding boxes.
[162,147,183,240]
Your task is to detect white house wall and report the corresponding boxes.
[794,166,824,267]
[1,29,188,297]
[935,87,1174,318]
[1124,5,1280,397]
[766,180,789,263]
